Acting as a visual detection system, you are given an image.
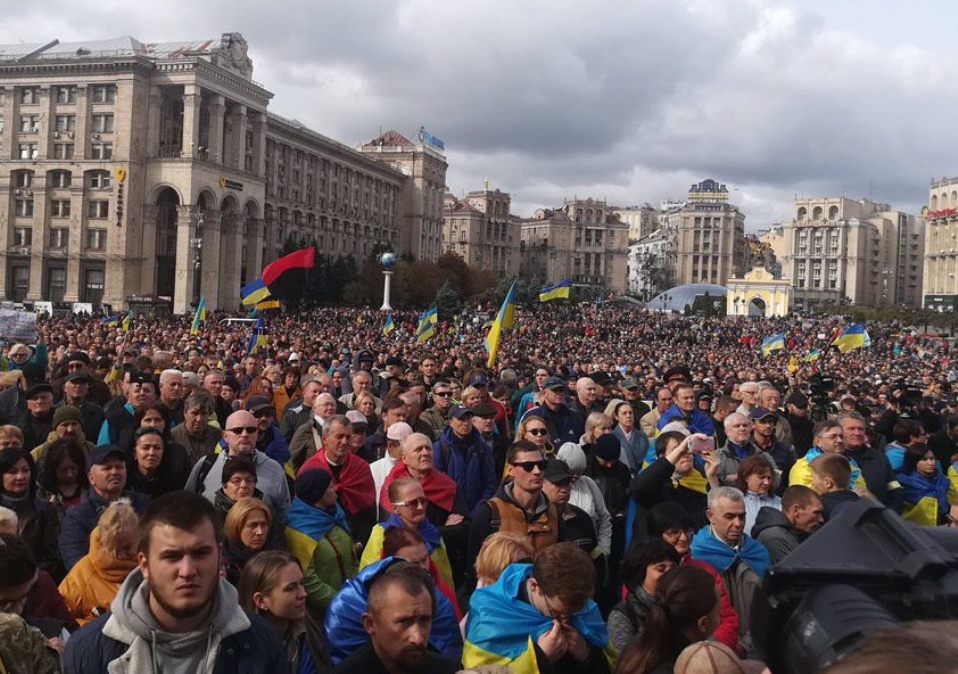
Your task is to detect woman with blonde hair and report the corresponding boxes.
[474,531,534,588]
[353,391,379,434]
[59,500,139,626]
[516,416,555,460]
[223,496,283,585]
[460,386,482,409]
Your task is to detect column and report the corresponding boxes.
[141,204,158,295]
[250,111,266,177]
[245,217,263,282]
[0,180,10,296]
[234,105,247,171]
[27,181,48,301]
[218,212,240,310]
[181,85,201,159]
[200,209,222,309]
[74,86,89,160]
[173,205,197,314]
[146,86,162,158]
[63,188,82,303]
[208,95,225,164]
[37,87,54,159]
[0,86,14,160]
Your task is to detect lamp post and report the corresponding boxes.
[379,252,396,311]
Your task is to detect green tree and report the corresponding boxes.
[435,280,463,315]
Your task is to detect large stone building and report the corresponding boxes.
[613,203,659,243]
[519,198,629,293]
[442,184,519,276]
[627,228,673,300]
[0,33,446,312]
[923,177,958,311]
[668,179,747,287]
[779,197,923,308]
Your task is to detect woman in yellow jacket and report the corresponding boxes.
[58,500,139,626]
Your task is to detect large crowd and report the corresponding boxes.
[0,303,956,674]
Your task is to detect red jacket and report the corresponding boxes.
[682,557,740,652]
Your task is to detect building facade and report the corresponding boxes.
[923,177,958,311]
[442,185,519,276]
[519,197,629,293]
[627,228,673,300]
[613,203,659,243]
[0,34,443,312]
[669,179,746,287]
[780,197,923,308]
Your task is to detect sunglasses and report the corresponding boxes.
[433,391,451,398]
[392,497,428,509]
[227,426,259,435]
[252,409,274,419]
[510,460,548,473]
[526,428,548,436]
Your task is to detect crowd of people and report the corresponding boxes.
[0,302,956,674]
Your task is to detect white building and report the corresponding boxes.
[628,228,673,300]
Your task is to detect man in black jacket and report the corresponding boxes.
[752,485,823,564]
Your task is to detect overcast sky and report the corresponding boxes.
[2,0,955,229]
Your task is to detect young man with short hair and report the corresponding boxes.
[810,452,860,520]
[751,485,824,563]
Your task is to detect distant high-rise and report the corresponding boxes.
[669,179,746,287]
[442,185,519,276]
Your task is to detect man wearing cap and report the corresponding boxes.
[784,391,814,457]
[57,367,104,442]
[750,407,796,484]
[347,409,370,455]
[468,373,510,440]
[17,383,56,451]
[542,458,602,571]
[620,377,651,422]
[185,410,291,520]
[97,371,156,449]
[421,380,455,439]
[247,395,290,468]
[30,405,96,465]
[58,444,149,570]
[521,376,581,447]
[433,405,496,515]
[473,401,509,477]
[370,421,413,514]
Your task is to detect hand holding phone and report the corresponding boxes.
[688,433,715,455]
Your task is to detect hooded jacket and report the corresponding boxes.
[750,506,802,564]
[63,569,286,674]
[59,489,150,571]
[433,425,497,515]
[657,404,716,436]
[59,527,138,626]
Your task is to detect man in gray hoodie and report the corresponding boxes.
[64,491,286,674]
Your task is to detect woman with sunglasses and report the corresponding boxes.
[517,416,555,460]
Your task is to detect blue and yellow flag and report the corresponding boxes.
[804,348,822,363]
[383,313,395,336]
[240,278,272,307]
[539,278,571,302]
[255,299,281,311]
[101,314,121,328]
[121,311,133,333]
[190,296,207,336]
[246,317,268,356]
[761,332,785,357]
[485,281,517,369]
[415,306,438,344]
[832,323,870,353]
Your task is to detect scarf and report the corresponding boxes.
[896,469,950,517]
[287,497,351,540]
[307,452,375,514]
[380,462,457,515]
[382,512,442,552]
[690,526,770,578]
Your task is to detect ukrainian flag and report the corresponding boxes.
[804,348,822,363]
[189,296,207,336]
[539,278,571,302]
[246,317,268,356]
[832,323,870,353]
[761,332,785,357]
[240,278,272,307]
[256,299,281,311]
[485,281,517,369]
[463,564,613,672]
[121,311,133,334]
[415,306,438,344]
[383,313,395,336]
[101,314,121,328]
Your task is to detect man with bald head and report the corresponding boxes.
[186,409,291,518]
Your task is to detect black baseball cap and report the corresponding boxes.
[543,459,574,483]
[90,444,125,465]
[542,377,566,391]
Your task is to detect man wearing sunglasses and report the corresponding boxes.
[467,441,567,591]
[421,381,454,439]
[245,395,290,469]
[185,409,291,520]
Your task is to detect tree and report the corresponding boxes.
[435,280,463,315]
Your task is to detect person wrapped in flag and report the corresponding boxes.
[463,543,613,673]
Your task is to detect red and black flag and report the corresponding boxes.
[262,247,317,300]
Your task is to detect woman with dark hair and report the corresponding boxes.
[896,444,951,526]
[238,550,320,674]
[608,539,680,653]
[734,454,781,535]
[615,566,720,674]
[126,428,190,497]
[0,447,59,573]
[35,437,88,521]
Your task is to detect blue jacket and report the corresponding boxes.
[59,489,150,571]
[63,609,287,674]
[258,424,290,467]
[521,402,581,447]
[433,426,496,515]
[657,405,716,436]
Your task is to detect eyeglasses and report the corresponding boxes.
[227,426,259,435]
[252,409,274,419]
[526,428,548,436]
[392,497,428,509]
[510,460,548,473]
[433,391,451,398]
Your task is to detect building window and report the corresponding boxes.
[47,268,66,302]
[14,172,33,188]
[54,115,76,132]
[10,266,29,301]
[82,268,105,303]
[56,86,76,104]
[50,171,71,188]
[19,87,39,105]
[87,201,109,219]
[90,143,113,160]
[53,143,74,159]
[13,227,32,246]
[90,85,116,104]
[91,114,114,133]
[19,115,40,133]
[88,171,111,189]
[18,143,38,159]
[49,227,69,248]
[14,199,33,217]
[85,229,107,250]
[50,200,71,218]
